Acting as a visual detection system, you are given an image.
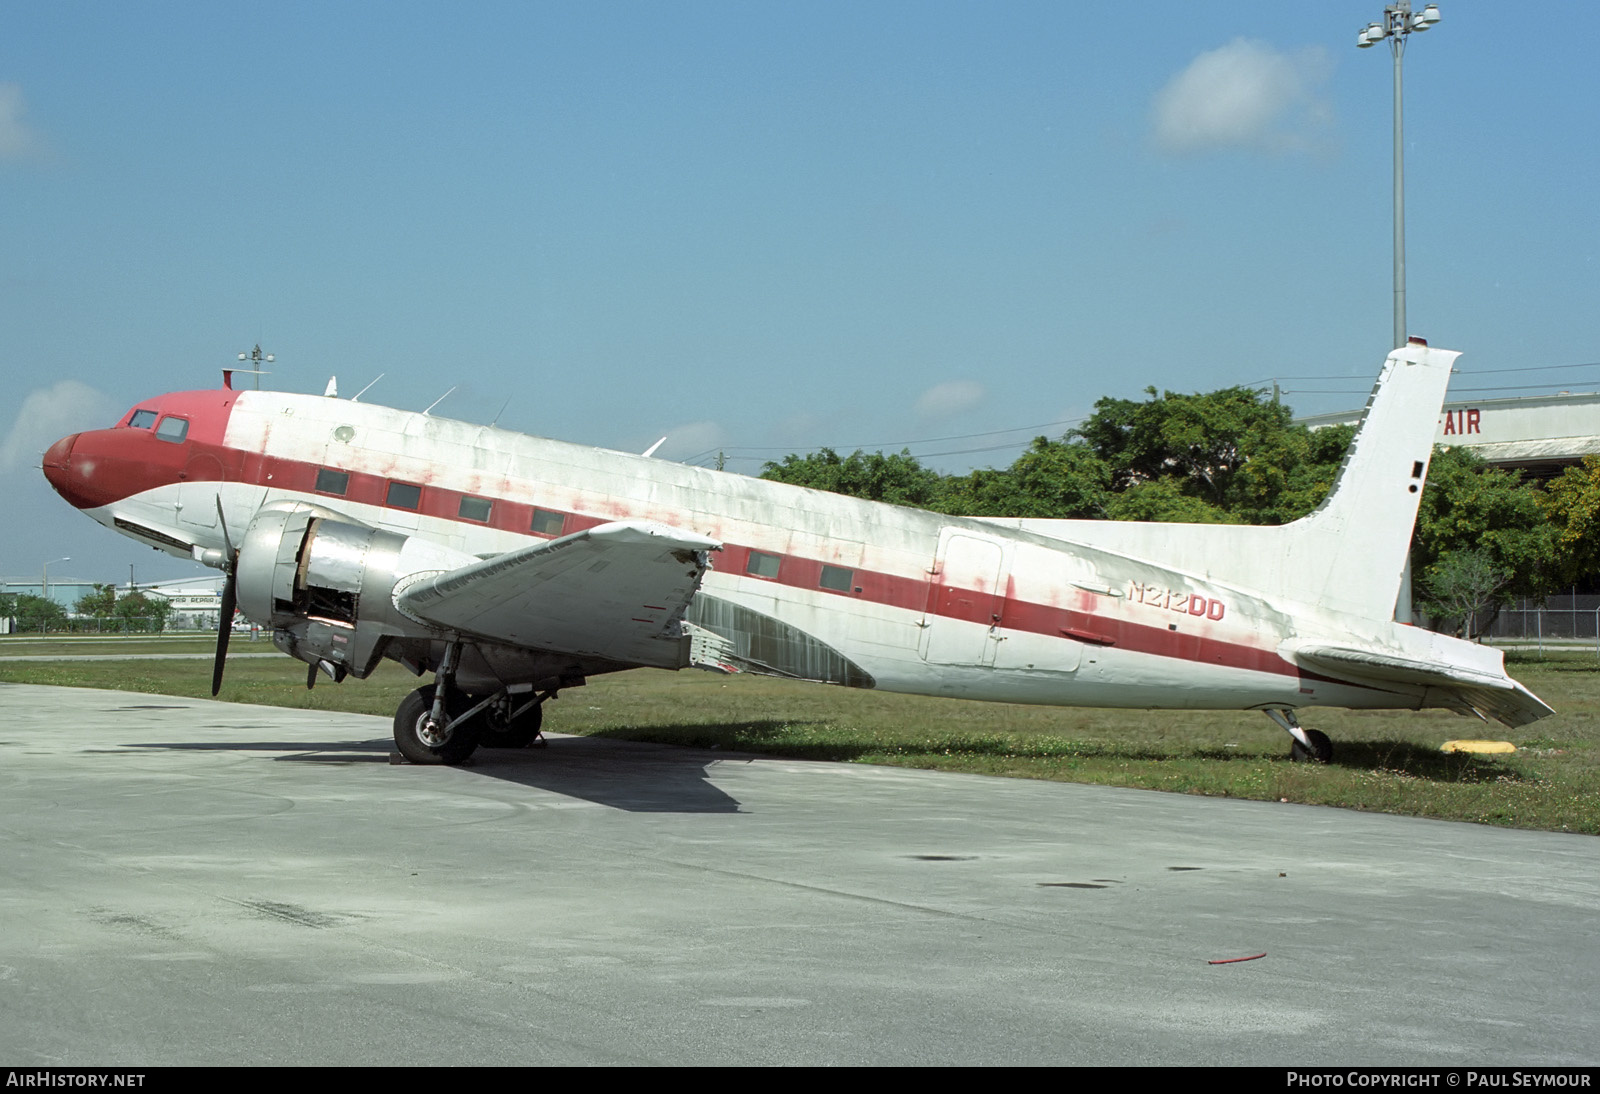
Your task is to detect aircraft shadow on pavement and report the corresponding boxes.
[117,729,749,814]
[461,733,747,813]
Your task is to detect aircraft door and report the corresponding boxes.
[919,529,1009,666]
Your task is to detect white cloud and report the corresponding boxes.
[1151,39,1333,156]
[914,380,986,420]
[0,381,118,473]
[0,83,42,161]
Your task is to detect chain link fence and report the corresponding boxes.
[1478,594,1600,655]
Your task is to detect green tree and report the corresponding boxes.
[1412,446,1558,631]
[75,583,118,618]
[6,594,68,632]
[1104,479,1236,523]
[113,591,173,632]
[1539,454,1600,585]
[760,448,948,508]
[940,438,1111,518]
[1418,549,1513,639]
[1228,421,1356,525]
[1073,386,1350,524]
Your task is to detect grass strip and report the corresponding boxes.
[2,642,1595,834]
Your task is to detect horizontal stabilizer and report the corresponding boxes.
[397,521,721,670]
[1293,644,1556,728]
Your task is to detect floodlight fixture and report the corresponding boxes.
[236,343,275,391]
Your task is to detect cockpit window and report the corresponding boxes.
[129,409,158,429]
[154,416,189,443]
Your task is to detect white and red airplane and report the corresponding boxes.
[42,338,1551,764]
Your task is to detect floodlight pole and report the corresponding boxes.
[1358,2,1441,351]
[1391,29,1406,352]
[1359,4,1439,625]
[43,557,70,604]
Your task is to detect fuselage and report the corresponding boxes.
[41,382,1516,718]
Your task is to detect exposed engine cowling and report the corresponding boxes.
[233,506,477,680]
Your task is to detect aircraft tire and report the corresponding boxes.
[394,685,482,765]
[480,700,543,749]
[1290,728,1334,764]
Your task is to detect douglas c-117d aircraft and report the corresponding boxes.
[43,338,1552,765]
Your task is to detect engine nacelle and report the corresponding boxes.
[233,506,476,678]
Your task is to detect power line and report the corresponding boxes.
[1250,360,1600,385]
[1446,381,1600,395]
[686,358,1600,468]
[1459,361,1600,376]
[1284,380,1600,396]
[680,415,1087,466]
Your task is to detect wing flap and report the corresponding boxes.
[396,520,721,670]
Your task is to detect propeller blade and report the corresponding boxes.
[307,662,317,690]
[215,496,234,554]
[211,560,237,697]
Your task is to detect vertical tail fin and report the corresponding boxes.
[998,340,1458,623]
[1281,339,1457,620]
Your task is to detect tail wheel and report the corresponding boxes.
[1290,728,1334,764]
[394,685,482,765]
[480,698,544,749]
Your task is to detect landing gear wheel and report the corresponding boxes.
[1290,728,1334,764]
[480,699,544,749]
[394,684,482,765]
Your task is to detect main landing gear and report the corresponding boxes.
[480,693,545,750]
[392,642,549,765]
[1264,708,1333,764]
[394,683,481,765]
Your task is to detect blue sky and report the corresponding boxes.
[4,2,1597,584]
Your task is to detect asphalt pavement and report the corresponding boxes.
[0,683,1594,1066]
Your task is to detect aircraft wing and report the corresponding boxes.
[396,520,721,670]
[1292,644,1555,728]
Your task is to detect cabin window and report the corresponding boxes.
[459,496,492,523]
[387,482,421,510]
[154,416,189,443]
[129,409,158,430]
[819,565,854,592]
[746,551,780,579]
[531,509,565,536]
[315,468,350,495]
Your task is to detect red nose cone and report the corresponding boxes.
[42,433,89,506]
[43,431,127,510]
[43,432,77,468]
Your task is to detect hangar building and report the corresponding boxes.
[1300,390,1600,479]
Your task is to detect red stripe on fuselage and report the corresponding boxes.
[79,422,1341,690]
